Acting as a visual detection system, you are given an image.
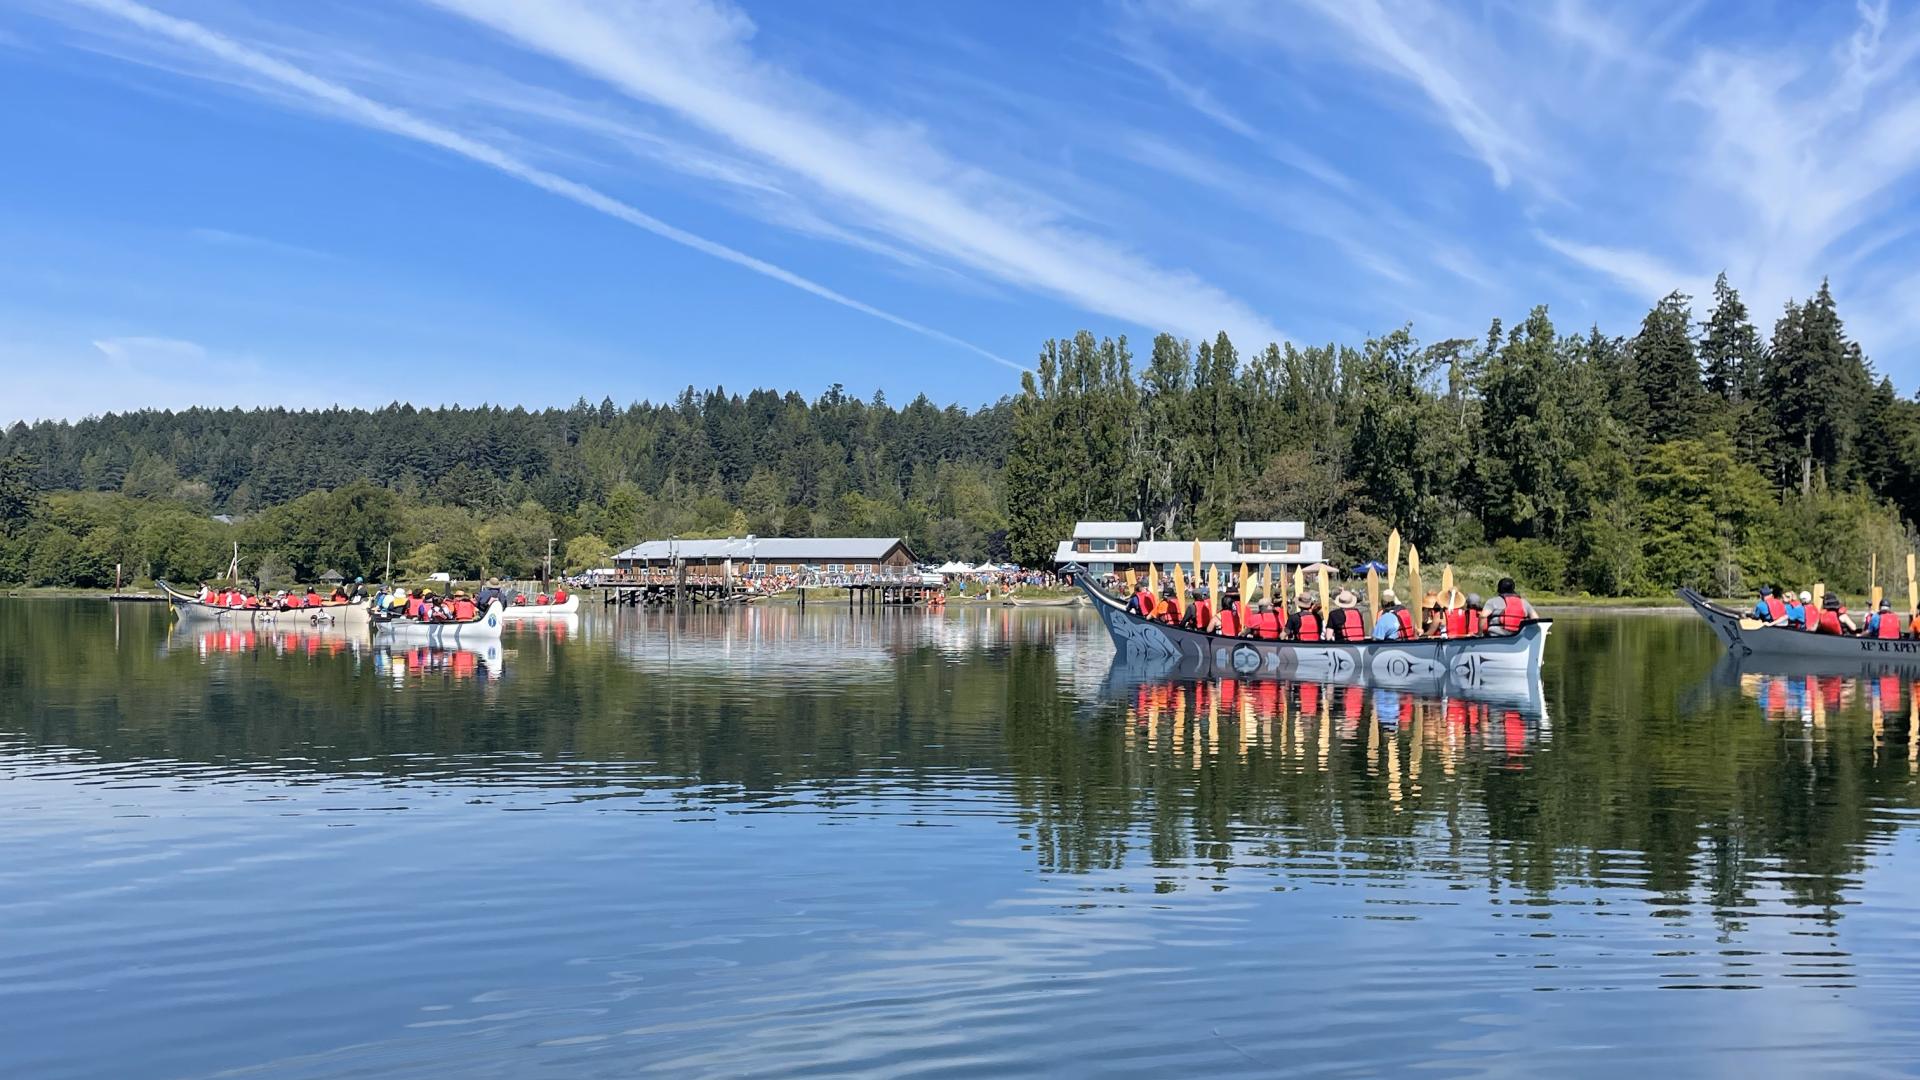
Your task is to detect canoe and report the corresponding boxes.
[372,600,505,644]
[1680,588,1920,663]
[498,593,581,619]
[1072,569,1549,689]
[158,580,371,626]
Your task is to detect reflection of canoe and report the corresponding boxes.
[158,580,371,626]
[499,593,580,619]
[1679,588,1920,664]
[372,601,505,644]
[1100,665,1549,726]
[1073,571,1548,688]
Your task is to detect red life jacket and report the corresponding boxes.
[1190,600,1211,628]
[1158,598,1182,624]
[1252,612,1280,640]
[536,594,550,606]
[1877,613,1902,639]
[555,589,569,603]
[1330,607,1365,641]
[1390,606,1417,639]
[405,597,423,619]
[1219,609,1239,637]
[1816,608,1843,635]
[1764,596,1787,620]
[1135,592,1156,618]
[453,598,477,621]
[1294,611,1320,640]
[1444,608,1469,638]
[1498,594,1528,632]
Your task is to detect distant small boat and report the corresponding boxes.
[1072,569,1548,688]
[372,601,505,644]
[157,581,371,627]
[1679,588,1920,664]
[499,593,581,619]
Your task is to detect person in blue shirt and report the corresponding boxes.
[1371,588,1417,640]
[1752,586,1788,624]
[1785,590,1808,629]
[1867,599,1904,639]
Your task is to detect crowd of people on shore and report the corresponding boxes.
[1122,578,1539,641]
[1748,586,1920,639]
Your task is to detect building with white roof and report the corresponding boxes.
[1054,520,1324,577]
[612,536,915,577]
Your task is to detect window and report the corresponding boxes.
[1087,538,1118,553]
[1257,539,1300,554]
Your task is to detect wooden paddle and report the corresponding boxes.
[1386,529,1402,591]
[1408,544,1425,618]
[1147,562,1158,596]
[1191,540,1203,598]
[1316,564,1332,623]
[1908,552,1917,616]
[1125,567,1137,595]
[1872,552,1882,610]
[1208,564,1220,622]
[1440,564,1456,608]
[1366,566,1381,625]
[1263,564,1273,607]
[1239,560,1250,604]
[1173,563,1188,612]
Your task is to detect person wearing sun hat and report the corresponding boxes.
[1371,587,1417,640]
[1327,588,1367,641]
[1287,592,1322,641]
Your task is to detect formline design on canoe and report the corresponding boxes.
[1680,588,1920,662]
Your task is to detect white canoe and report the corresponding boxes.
[1075,571,1549,691]
[373,601,506,644]
[159,581,371,626]
[498,593,581,619]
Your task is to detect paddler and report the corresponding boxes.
[1248,602,1280,640]
[1287,594,1321,641]
[1811,593,1851,635]
[451,590,477,621]
[1752,586,1787,625]
[1867,598,1903,639]
[477,577,504,609]
[1326,589,1367,641]
[1184,587,1212,631]
[1211,588,1245,636]
[304,585,322,607]
[1787,590,1810,629]
[1125,581,1154,618]
[1370,588,1417,640]
[1482,578,1537,636]
[1155,586,1182,625]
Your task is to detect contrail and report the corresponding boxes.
[67,0,1025,372]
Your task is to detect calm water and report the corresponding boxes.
[6,599,1920,1078]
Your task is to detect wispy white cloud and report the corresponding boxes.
[188,227,330,260]
[422,0,1288,349]
[64,0,1024,371]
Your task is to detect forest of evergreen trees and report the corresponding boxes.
[1,274,1915,595]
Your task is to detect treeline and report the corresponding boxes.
[0,387,1011,587]
[4,274,1916,595]
[1008,276,1918,595]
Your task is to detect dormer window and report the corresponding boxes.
[1087,538,1118,553]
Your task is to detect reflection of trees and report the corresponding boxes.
[3,604,1912,923]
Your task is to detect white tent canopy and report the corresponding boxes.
[933,561,972,575]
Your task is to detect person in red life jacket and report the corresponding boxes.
[1751,586,1789,626]
[1326,589,1367,641]
[304,587,322,607]
[514,593,528,605]
[1212,588,1245,636]
[1183,587,1212,631]
[1464,593,1487,635]
[1868,598,1903,639]
[1812,593,1848,635]
[1249,602,1281,640]
[554,586,569,604]
[1155,587,1183,625]
[1126,583,1156,619]
[1483,578,1537,636]
[243,592,261,609]
[1370,588,1418,640]
[451,591,478,621]
[331,586,349,603]
[535,592,550,606]
[1421,591,1448,638]
[1288,595,1322,641]
[405,590,425,620]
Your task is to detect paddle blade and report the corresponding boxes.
[1239,561,1250,599]
[1386,529,1402,590]
[1147,563,1158,594]
[1440,564,1456,608]
[1366,567,1381,624]
[1263,564,1273,606]
[1173,564,1187,606]
[1908,553,1916,615]
[1208,565,1220,610]
[1125,567,1137,594]
[1316,565,1331,611]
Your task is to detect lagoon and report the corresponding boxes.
[5,600,1920,1077]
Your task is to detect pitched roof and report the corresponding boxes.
[1232,521,1306,540]
[1072,521,1144,539]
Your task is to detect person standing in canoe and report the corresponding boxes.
[1483,579,1538,636]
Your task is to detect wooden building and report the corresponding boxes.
[1054,521,1324,577]
[611,536,916,579]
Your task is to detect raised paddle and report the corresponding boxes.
[1366,566,1381,625]
[1908,552,1917,616]
[1208,564,1220,622]
[1408,544,1425,620]
[1439,564,1456,608]
[1125,567,1137,595]
[1173,563,1188,612]
[1239,560,1250,603]
[1147,562,1158,596]
[1191,540,1203,598]
[1386,529,1401,592]
[1316,564,1332,621]
[1263,563,1273,607]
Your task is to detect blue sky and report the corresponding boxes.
[4,0,1919,422]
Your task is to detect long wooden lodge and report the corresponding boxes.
[1053,521,1328,577]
